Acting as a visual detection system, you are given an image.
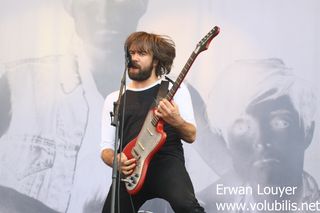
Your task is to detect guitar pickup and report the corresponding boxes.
[146,128,154,136]
[137,141,145,151]
[132,147,141,160]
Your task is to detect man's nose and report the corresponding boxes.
[94,0,118,25]
[131,53,139,61]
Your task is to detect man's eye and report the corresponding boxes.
[138,51,147,56]
[270,117,290,129]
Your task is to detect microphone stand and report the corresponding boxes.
[110,65,127,213]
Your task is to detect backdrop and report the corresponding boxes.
[0,0,319,212]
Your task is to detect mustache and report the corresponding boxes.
[130,63,140,69]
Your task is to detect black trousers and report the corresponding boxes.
[102,155,205,213]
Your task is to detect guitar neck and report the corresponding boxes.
[151,51,199,127]
[165,51,198,101]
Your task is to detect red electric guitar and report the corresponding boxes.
[122,26,220,195]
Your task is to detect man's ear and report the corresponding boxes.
[304,121,315,149]
[153,58,159,66]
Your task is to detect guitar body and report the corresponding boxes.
[122,109,167,195]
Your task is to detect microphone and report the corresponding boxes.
[126,48,133,68]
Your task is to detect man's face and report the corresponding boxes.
[71,0,147,49]
[127,48,154,81]
[227,95,307,186]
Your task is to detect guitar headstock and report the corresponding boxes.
[195,26,220,54]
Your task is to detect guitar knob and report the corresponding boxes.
[129,176,136,184]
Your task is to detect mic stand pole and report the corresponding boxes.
[110,66,127,213]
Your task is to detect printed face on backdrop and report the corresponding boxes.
[227,93,313,187]
[71,0,148,49]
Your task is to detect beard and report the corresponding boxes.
[128,63,153,81]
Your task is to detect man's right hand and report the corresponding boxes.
[117,153,136,176]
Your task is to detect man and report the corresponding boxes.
[100,31,205,213]
[199,58,319,212]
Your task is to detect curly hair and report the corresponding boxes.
[124,31,176,77]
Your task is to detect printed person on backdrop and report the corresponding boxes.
[100,31,206,213]
[63,0,151,212]
[1,71,48,212]
[198,58,320,212]
[65,0,149,98]
[0,1,92,212]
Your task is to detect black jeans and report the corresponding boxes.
[102,155,205,213]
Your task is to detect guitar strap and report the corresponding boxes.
[152,80,170,108]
